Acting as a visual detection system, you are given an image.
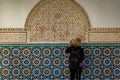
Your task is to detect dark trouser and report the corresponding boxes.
[70,67,82,80]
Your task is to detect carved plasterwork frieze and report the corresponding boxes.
[89,28,120,33]
[0,33,27,43]
[89,28,120,43]
[0,28,27,43]
[25,0,91,43]
[0,28,26,32]
[0,0,120,43]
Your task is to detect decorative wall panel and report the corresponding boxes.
[0,0,119,79]
[0,28,27,43]
[0,0,120,43]
[0,33,27,43]
[89,33,120,43]
[89,28,120,43]
[0,44,119,80]
[25,0,90,42]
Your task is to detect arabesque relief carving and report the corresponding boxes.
[25,0,90,43]
[89,28,120,43]
[0,0,120,43]
[0,28,27,43]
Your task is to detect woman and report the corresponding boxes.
[65,38,85,80]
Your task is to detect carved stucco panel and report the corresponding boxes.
[0,33,26,43]
[25,0,90,43]
[89,33,120,43]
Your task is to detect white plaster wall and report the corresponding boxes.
[76,0,120,28]
[0,0,120,28]
[0,0,39,28]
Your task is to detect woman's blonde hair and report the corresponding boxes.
[69,38,81,47]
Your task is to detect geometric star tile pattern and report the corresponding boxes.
[0,44,119,80]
